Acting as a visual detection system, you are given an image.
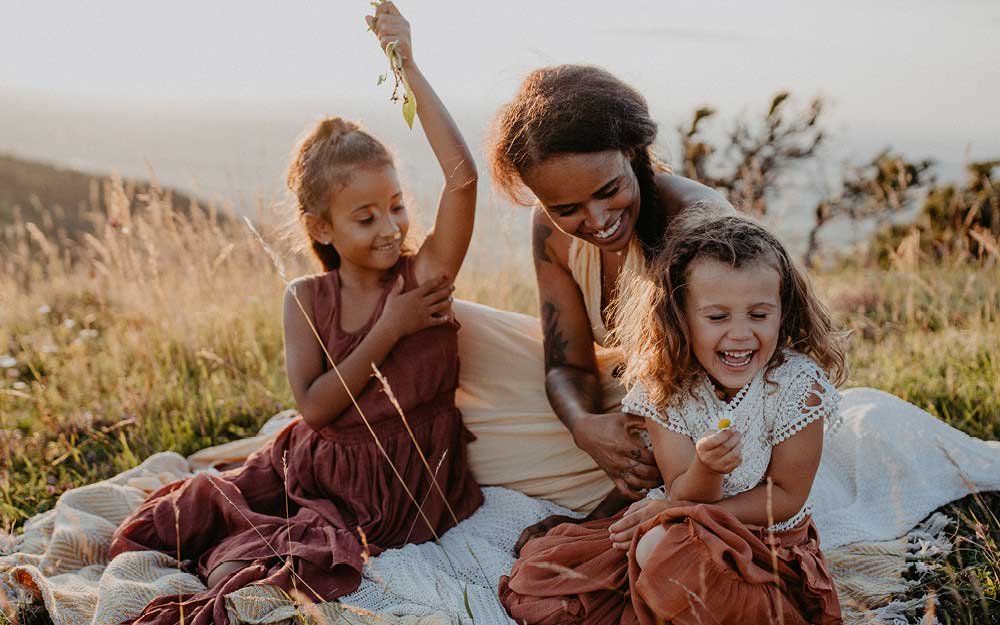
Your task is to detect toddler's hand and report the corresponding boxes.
[379,275,453,340]
[365,2,414,68]
[695,428,742,475]
[608,499,692,551]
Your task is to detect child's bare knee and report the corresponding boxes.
[635,525,667,569]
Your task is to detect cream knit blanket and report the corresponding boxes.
[3,396,996,625]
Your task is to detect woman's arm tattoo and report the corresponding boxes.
[541,301,569,367]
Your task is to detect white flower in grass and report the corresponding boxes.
[12,381,27,390]
[0,356,15,368]
[64,318,76,329]
[37,305,51,315]
[79,329,99,340]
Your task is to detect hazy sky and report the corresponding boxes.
[6,0,998,126]
[3,0,999,236]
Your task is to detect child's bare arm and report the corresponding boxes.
[367,2,478,283]
[717,412,824,526]
[284,279,396,430]
[647,421,732,503]
[715,380,829,525]
[283,276,452,430]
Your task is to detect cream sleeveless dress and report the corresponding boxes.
[449,236,645,512]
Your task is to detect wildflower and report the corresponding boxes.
[0,356,15,369]
[5,369,19,379]
[63,319,76,329]
[12,381,27,391]
[79,329,99,340]
[718,419,731,430]
[37,305,51,315]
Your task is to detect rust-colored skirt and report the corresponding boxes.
[500,504,841,625]
[110,407,482,625]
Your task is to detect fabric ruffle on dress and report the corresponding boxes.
[109,256,483,625]
[500,505,840,625]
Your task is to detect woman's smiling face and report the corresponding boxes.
[521,150,640,252]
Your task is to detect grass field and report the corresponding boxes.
[1,178,998,623]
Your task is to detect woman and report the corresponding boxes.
[443,65,736,544]
[488,64,732,509]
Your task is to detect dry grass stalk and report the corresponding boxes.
[371,363,497,600]
[282,450,299,601]
[371,365,461,527]
[173,498,186,625]
[765,477,785,625]
[203,475,327,603]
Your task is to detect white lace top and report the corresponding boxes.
[622,350,842,531]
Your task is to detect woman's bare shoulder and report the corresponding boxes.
[654,172,735,218]
[531,206,572,268]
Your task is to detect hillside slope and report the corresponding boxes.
[0,153,202,243]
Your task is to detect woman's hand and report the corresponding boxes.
[694,428,743,475]
[365,1,414,68]
[377,275,453,341]
[572,412,661,499]
[608,498,689,551]
[513,514,579,556]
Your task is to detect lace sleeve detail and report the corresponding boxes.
[772,354,843,446]
[622,383,691,437]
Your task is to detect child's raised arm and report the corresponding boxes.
[367,2,478,284]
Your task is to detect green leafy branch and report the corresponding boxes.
[371,1,417,129]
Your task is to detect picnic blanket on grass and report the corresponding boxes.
[4,388,1000,625]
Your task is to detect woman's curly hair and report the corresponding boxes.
[611,212,847,410]
[488,64,672,261]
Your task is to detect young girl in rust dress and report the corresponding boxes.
[500,213,845,625]
[109,4,482,624]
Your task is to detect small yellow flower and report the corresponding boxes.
[717,419,731,430]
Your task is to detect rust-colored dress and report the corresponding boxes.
[500,506,840,625]
[109,256,483,625]
[499,352,843,625]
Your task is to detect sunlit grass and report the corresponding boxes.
[1,180,998,622]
